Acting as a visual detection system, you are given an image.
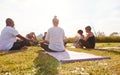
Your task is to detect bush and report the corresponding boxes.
[66,36,78,43]
[66,36,120,43]
[95,36,120,43]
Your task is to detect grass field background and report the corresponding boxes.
[0,43,120,75]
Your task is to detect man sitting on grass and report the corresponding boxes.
[0,18,31,51]
[41,16,66,52]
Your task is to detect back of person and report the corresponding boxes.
[87,35,95,48]
[41,16,65,52]
[46,27,65,51]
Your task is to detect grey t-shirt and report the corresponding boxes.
[45,27,65,51]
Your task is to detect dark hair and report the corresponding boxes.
[78,30,83,34]
[85,26,91,30]
[6,18,12,24]
[6,18,14,27]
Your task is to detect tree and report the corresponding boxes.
[96,31,105,37]
[110,32,119,36]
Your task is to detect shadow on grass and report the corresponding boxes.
[34,50,59,75]
[94,49,120,55]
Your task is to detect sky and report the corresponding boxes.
[0,0,120,37]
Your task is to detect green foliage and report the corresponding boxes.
[109,32,119,36]
[66,36,120,43]
[66,36,78,43]
[96,36,120,43]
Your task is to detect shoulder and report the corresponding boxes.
[88,32,94,37]
[58,27,63,29]
[82,35,84,38]
[48,27,53,31]
[79,35,84,39]
[7,26,18,33]
[91,32,94,36]
[4,26,14,31]
[6,26,14,29]
[58,27,64,31]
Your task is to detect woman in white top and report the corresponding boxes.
[41,16,66,52]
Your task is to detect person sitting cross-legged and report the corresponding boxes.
[74,29,84,48]
[0,18,32,51]
[40,16,66,52]
[26,32,38,46]
[79,26,95,49]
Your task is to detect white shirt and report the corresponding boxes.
[0,26,18,51]
[45,27,65,51]
[79,35,84,40]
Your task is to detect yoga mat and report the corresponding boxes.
[45,50,110,63]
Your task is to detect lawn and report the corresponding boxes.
[0,43,120,75]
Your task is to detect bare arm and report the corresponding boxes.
[40,40,49,44]
[42,31,49,43]
[43,40,49,43]
[16,34,29,41]
[63,36,66,43]
[84,32,93,41]
[33,33,37,40]
[84,34,90,41]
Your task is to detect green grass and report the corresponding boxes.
[0,43,120,75]
[95,43,120,48]
[0,47,59,75]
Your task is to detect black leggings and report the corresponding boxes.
[10,40,30,50]
[79,39,94,49]
[41,43,65,52]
